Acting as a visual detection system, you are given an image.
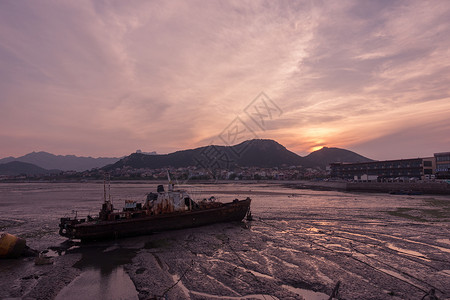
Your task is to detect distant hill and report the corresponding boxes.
[0,161,60,176]
[105,139,305,170]
[231,139,304,167]
[0,151,121,172]
[105,139,372,170]
[304,147,373,168]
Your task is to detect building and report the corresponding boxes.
[435,152,450,179]
[330,157,433,181]
[422,157,436,177]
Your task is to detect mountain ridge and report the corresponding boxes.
[104,139,373,170]
[304,146,374,168]
[0,140,373,174]
[0,151,121,172]
[0,161,61,176]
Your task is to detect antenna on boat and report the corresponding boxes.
[167,170,172,183]
[168,169,181,187]
[167,170,174,192]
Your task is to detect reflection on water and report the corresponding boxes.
[282,284,329,300]
[55,267,138,300]
[386,243,430,261]
[56,245,138,300]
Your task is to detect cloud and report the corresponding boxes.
[0,0,449,158]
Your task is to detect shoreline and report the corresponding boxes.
[286,180,450,195]
[1,179,449,195]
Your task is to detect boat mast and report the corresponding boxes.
[103,177,107,203]
[100,173,113,220]
[103,173,111,203]
[108,173,111,202]
[167,170,174,192]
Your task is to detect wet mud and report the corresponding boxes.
[0,182,449,299]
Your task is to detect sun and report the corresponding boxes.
[311,145,324,152]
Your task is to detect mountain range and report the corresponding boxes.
[105,139,372,170]
[0,161,60,176]
[0,140,373,176]
[0,151,120,172]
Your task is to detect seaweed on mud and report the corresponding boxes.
[144,238,172,249]
[420,209,449,219]
[214,233,229,242]
[386,208,428,222]
[387,206,449,222]
[18,227,56,239]
[0,219,27,231]
[424,198,450,208]
[72,247,137,273]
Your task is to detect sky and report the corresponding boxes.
[1,0,449,160]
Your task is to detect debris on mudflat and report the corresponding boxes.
[329,280,341,300]
[246,209,253,221]
[421,289,439,300]
[35,252,54,265]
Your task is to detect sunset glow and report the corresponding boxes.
[1,1,449,160]
[310,146,324,153]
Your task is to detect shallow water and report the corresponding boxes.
[55,267,138,300]
[1,181,449,299]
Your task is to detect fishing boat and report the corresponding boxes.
[59,180,251,241]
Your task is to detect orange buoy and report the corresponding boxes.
[0,232,27,258]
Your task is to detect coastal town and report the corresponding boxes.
[1,149,449,183]
[0,164,325,182]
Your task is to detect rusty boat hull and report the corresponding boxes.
[59,198,251,241]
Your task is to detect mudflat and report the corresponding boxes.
[1,182,449,299]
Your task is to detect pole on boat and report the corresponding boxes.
[167,169,171,183]
[167,170,174,192]
[108,173,111,203]
[103,173,111,203]
[103,177,107,203]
